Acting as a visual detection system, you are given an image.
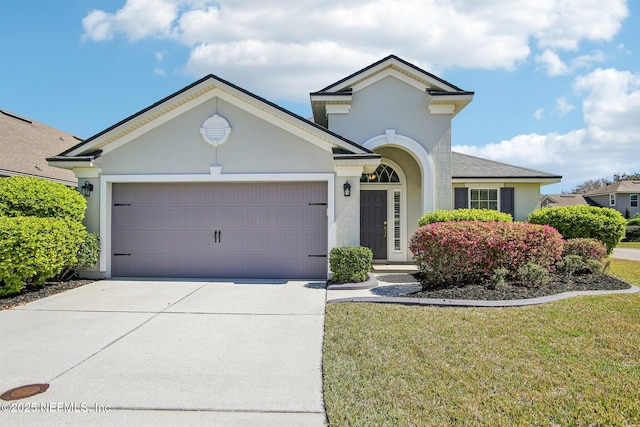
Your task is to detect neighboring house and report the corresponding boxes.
[0,109,79,186]
[542,181,640,218]
[48,55,561,279]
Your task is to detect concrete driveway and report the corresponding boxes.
[0,279,327,426]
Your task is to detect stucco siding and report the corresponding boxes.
[326,76,453,211]
[96,97,334,176]
[452,182,542,222]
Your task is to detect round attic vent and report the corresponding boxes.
[200,114,231,147]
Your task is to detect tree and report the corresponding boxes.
[566,172,640,194]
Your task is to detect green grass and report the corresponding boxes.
[323,258,640,426]
[619,241,640,249]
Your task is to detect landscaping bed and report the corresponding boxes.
[0,279,95,310]
[408,270,632,301]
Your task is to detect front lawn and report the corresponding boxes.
[323,258,640,426]
[619,241,640,249]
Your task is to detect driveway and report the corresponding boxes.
[0,279,327,426]
[612,247,640,261]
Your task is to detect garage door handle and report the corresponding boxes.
[213,230,222,243]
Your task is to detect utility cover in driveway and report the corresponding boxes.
[111,182,328,279]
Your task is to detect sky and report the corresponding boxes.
[1,0,639,194]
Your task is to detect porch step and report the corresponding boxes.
[372,264,419,274]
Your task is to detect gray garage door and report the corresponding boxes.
[111,182,328,279]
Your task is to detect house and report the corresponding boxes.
[0,109,79,186]
[48,55,561,279]
[542,181,640,218]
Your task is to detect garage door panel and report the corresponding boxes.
[112,182,327,279]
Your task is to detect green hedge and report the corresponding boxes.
[419,209,513,226]
[625,225,640,242]
[528,206,626,255]
[329,246,373,283]
[0,217,87,296]
[0,176,86,221]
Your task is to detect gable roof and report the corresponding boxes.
[310,55,474,124]
[540,194,591,208]
[50,74,375,164]
[584,181,640,196]
[452,152,562,182]
[0,109,79,185]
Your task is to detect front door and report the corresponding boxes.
[360,190,387,259]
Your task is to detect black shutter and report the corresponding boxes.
[454,187,469,209]
[500,187,515,216]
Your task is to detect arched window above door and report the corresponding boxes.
[361,164,400,183]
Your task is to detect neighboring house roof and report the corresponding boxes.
[0,109,79,185]
[584,181,640,196]
[50,73,376,165]
[452,152,562,182]
[540,194,591,208]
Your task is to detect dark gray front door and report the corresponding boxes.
[111,182,327,279]
[360,190,387,259]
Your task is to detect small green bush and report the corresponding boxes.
[625,225,640,242]
[419,209,512,226]
[329,246,373,283]
[0,217,87,296]
[562,238,607,262]
[0,176,86,221]
[516,262,550,288]
[628,217,640,226]
[409,221,563,286]
[556,255,585,278]
[58,233,101,280]
[489,268,510,290]
[528,205,626,255]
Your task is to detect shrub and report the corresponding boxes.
[409,221,563,286]
[624,225,640,242]
[329,246,373,283]
[516,262,550,288]
[489,268,510,290]
[528,205,626,255]
[419,209,512,226]
[562,238,607,262]
[584,259,605,276]
[0,176,86,221]
[58,233,101,280]
[628,217,640,226]
[556,255,585,278]
[0,217,87,296]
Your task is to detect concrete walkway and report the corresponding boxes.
[612,247,640,261]
[0,280,327,426]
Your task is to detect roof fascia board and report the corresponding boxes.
[67,78,371,158]
[452,177,562,184]
[321,56,461,93]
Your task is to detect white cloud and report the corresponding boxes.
[533,108,544,120]
[81,0,628,98]
[454,68,640,191]
[536,49,568,76]
[555,97,575,116]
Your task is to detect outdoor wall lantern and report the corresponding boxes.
[343,181,351,197]
[80,181,94,197]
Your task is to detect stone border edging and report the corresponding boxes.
[327,285,640,307]
[326,273,378,290]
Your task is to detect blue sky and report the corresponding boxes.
[1,0,639,193]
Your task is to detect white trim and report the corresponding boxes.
[99,172,335,277]
[468,186,501,211]
[610,194,616,206]
[353,68,428,93]
[631,194,638,208]
[363,131,435,213]
[360,158,407,262]
[428,104,455,115]
[326,104,352,114]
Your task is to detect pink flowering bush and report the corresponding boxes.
[562,238,607,263]
[409,221,564,286]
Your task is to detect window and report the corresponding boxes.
[470,189,498,210]
[631,194,638,207]
[610,194,616,206]
[361,164,400,183]
[393,190,401,251]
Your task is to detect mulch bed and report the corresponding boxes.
[407,272,632,301]
[0,279,96,311]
